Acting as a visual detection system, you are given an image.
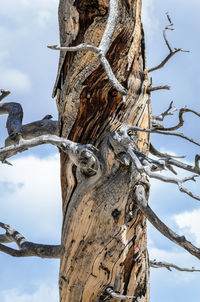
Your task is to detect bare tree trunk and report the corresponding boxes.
[54,0,151,301]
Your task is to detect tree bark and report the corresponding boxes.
[54,0,151,301]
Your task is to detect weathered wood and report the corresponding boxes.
[55,0,151,301]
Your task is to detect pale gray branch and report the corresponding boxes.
[48,0,127,96]
[134,185,200,260]
[0,135,100,175]
[150,260,200,272]
[0,223,62,258]
[145,168,200,201]
[99,0,119,55]
[106,288,135,300]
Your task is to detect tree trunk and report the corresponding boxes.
[54,0,151,301]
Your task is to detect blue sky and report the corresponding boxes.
[0,0,200,301]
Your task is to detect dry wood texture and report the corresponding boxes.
[54,0,151,301]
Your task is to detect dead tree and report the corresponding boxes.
[0,1,200,301]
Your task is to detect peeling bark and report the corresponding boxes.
[55,0,151,301]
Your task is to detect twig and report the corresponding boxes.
[48,0,127,96]
[0,222,62,258]
[153,107,200,131]
[150,260,200,272]
[134,185,200,260]
[152,101,177,122]
[106,288,135,300]
[148,13,189,73]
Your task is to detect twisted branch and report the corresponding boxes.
[48,0,127,96]
[0,222,62,258]
[148,13,189,73]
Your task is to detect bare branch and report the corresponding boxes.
[150,260,200,272]
[153,107,200,131]
[0,135,100,175]
[106,288,135,300]
[148,13,189,73]
[147,85,171,92]
[145,167,200,201]
[152,101,177,122]
[0,223,62,258]
[128,125,200,148]
[48,0,127,96]
[134,185,200,260]
[99,0,119,55]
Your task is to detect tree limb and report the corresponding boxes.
[48,0,127,96]
[0,135,100,176]
[147,85,171,92]
[128,125,200,147]
[0,222,62,258]
[153,107,200,131]
[145,167,200,201]
[150,260,200,272]
[148,13,189,73]
[134,185,200,260]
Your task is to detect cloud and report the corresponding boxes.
[2,283,58,302]
[174,209,200,245]
[0,68,31,93]
[0,153,62,242]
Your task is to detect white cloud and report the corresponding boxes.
[0,153,62,241]
[174,209,200,245]
[2,283,58,302]
[0,68,31,93]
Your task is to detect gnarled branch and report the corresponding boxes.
[48,0,127,96]
[134,185,200,260]
[0,135,100,176]
[0,222,62,258]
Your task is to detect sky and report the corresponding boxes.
[0,0,200,301]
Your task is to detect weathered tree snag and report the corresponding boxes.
[54,0,151,301]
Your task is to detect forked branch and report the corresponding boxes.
[0,222,62,258]
[134,185,200,260]
[148,12,189,73]
[150,260,200,272]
